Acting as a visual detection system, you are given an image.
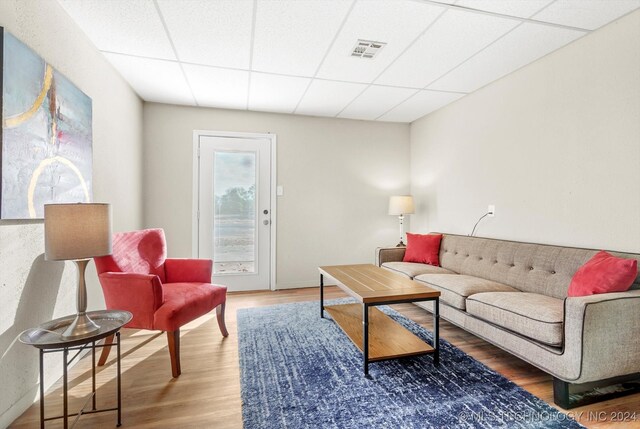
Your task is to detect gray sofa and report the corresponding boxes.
[376,233,640,409]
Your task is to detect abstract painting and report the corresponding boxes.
[1,27,93,219]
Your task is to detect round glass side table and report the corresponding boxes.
[20,310,132,429]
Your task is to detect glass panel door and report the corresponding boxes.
[213,151,256,274]
[197,134,272,291]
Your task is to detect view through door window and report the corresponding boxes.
[213,151,256,274]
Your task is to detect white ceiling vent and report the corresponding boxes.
[350,39,386,59]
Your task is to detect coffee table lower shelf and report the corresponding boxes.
[325,303,434,361]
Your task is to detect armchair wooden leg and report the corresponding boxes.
[98,334,115,366]
[167,330,181,378]
[216,302,229,337]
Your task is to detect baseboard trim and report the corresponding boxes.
[0,386,38,429]
[275,280,336,290]
[1,347,90,427]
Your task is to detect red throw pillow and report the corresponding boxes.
[568,251,638,297]
[403,233,443,266]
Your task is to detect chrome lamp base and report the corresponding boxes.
[62,312,100,339]
[62,259,101,339]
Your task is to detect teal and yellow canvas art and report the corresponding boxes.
[1,27,92,219]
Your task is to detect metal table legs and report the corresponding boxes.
[39,331,123,428]
[117,331,121,426]
[39,349,44,429]
[320,273,324,318]
[360,300,436,375]
[363,304,369,375]
[433,299,440,366]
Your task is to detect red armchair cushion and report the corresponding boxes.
[165,258,213,283]
[98,272,164,329]
[568,251,638,297]
[154,283,227,332]
[95,228,167,283]
[403,233,443,266]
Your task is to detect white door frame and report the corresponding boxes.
[192,130,277,291]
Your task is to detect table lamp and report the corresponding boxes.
[388,195,414,247]
[44,203,112,339]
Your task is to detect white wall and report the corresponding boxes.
[0,1,143,426]
[410,10,640,253]
[143,103,410,288]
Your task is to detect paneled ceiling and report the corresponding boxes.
[58,0,640,123]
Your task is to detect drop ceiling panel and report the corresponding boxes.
[252,0,352,76]
[59,0,638,122]
[455,0,555,19]
[379,90,464,122]
[532,0,640,30]
[295,80,368,117]
[104,54,194,105]
[183,65,249,110]
[376,9,518,88]
[429,22,585,93]
[249,73,311,114]
[156,0,253,68]
[316,0,444,83]
[58,0,175,59]
[338,85,417,120]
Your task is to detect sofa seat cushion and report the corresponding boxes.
[382,262,455,279]
[466,292,564,347]
[414,274,519,310]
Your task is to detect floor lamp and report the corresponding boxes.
[44,203,112,339]
[388,196,414,247]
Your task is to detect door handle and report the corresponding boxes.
[263,219,270,225]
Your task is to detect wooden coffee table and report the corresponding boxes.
[318,264,441,375]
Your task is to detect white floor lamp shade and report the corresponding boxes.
[44,203,112,339]
[388,196,414,247]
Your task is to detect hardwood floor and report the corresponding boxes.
[10,286,640,428]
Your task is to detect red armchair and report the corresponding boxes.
[94,228,228,377]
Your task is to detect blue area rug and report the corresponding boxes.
[238,299,583,428]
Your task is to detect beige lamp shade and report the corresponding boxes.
[44,203,112,261]
[388,196,415,216]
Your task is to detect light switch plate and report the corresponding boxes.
[277,185,284,196]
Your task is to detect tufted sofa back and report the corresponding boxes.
[439,234,640,299]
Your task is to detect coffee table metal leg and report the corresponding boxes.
[363,304,369,375]
[320,274,324,318]
[433,299,440,366]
